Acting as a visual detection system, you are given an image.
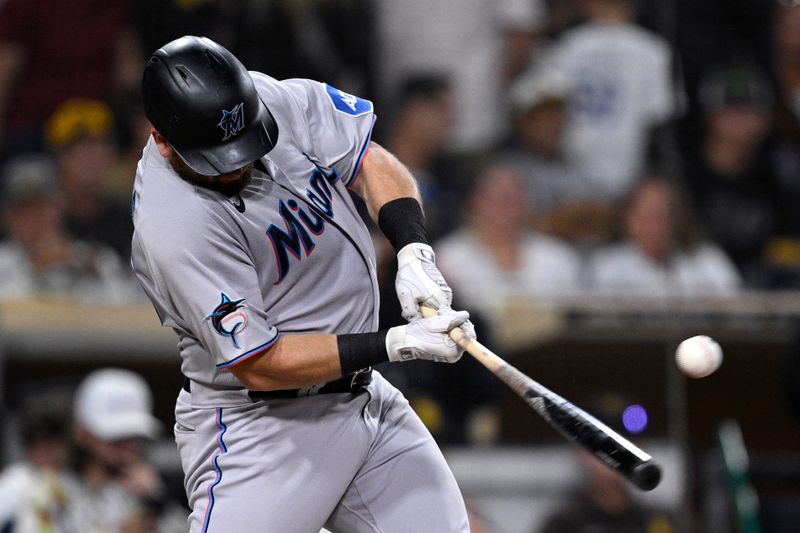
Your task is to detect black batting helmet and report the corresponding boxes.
[142,36,278,176]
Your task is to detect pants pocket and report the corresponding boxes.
[174,418,196,434]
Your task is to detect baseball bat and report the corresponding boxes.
[422,307,662,491]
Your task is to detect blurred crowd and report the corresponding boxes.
[0,0,795,428]
[0,368,186,532]
[0,0,795,312]
[0,0,797,530]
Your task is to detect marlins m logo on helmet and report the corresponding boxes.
[218,103,245,141]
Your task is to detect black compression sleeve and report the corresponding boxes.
[337,331,389,374]
[377,197,429,251]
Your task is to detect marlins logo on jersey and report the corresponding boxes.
[207,293,248,348]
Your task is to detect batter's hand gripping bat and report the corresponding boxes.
[422,307,662,491]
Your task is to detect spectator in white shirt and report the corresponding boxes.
[502,63,615,244]
[589,175,741,298]
[0,154,140,304]
[375,0,545,153]
[435,163,582,339]
[541,0,680,200]
[0,411,73,533]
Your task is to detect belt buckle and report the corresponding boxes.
[349,367,372,392]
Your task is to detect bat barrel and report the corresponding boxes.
[527,385,662,491]
[422,307,663,492]
[631,461,662,491]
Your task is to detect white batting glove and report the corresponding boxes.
[386,309,475,364]
[395,243,453,321]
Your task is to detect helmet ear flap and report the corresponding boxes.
[141,35,279,176]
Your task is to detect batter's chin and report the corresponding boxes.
[168,152,253,197]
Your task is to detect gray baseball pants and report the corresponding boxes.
[174,372,469,532]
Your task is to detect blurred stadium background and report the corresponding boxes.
[1,0,800,532]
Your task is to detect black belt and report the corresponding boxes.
[182,367,372,400]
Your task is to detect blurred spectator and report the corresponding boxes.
[46,98,135,261]
[764,4,800,287]
[0,411,73,532]
[588,176,741,297]
[68,368,171,532]
[380,75,463,241]
[540,0,680,200]
[773,4,800,125]
[232,0,375,96]
[375,0,545,153]
[672,0,776,120]
[537,449,674,533]
[536,393,676,533]
[542,0,585,39]
[0,154,138,304]
[435,164,582,339]
[110,89,155,201]
[137,0,237,58]
[502,63,615,243]
[0,0,142,159]
[682,63,778,285]
[0,370,184,532]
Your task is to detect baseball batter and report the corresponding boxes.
[131,36,476,532]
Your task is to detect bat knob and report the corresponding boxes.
[631,462,662,491]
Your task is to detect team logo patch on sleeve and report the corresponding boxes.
[206,293,248,348]
[325,84,373,117]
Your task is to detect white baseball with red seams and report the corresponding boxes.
[675,335,723,378]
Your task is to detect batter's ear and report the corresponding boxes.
[151,129,173,158]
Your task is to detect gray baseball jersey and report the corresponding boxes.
[131,75,469,532]
[132,74,378,406]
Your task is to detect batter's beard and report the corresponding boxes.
[168,152,253,197]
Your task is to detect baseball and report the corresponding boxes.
[675,335,723,378]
